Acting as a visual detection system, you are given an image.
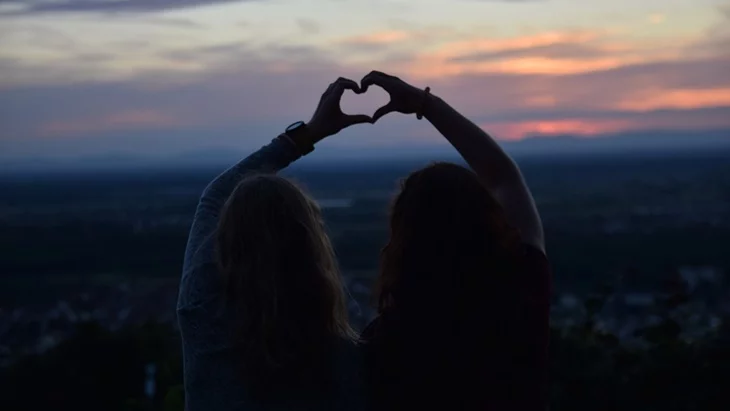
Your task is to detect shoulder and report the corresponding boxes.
[178,261,224,312]
[518,243,552,277]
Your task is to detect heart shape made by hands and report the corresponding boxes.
[339,85,390,120]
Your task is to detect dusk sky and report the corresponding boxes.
[1,0,729,164]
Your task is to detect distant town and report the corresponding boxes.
[2,151,729,366]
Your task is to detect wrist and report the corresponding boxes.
[422,93,440,120]
[415,87,431,120]
[289,130,317,153]
[302,122,326,145]
[283,121,320,155]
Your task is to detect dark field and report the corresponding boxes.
[2,150,729,303]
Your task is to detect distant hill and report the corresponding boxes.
[2,128,728,174]
[503,128,730,157]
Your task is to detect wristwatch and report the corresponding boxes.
[281,121,315,155]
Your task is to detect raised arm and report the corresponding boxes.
[176,77,372,411]
[361,71,544,252]
[422,95,544,253]
[179,77,372,305]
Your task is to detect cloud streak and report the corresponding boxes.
[1,5,729,162]
[389,30,683,77]
[2,38,728,145]
[0,0,256,15]
[450,42,612,63]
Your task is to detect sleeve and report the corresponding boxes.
[175,136,304,411]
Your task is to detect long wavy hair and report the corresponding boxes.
[217,174,355,400]
[366,162,524,410]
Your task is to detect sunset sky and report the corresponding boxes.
[1,0,729,164]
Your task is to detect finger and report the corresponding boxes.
[323,81,337,96]
[360,70,390,93]
[332,77,363,98]
[337,77,364,93]
[373,102,396,122]
[343,114,374,126]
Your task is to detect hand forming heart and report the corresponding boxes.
[307,72,427,142]
[339,84,390,123]
[307,77,373,142]
[360,70,425,122]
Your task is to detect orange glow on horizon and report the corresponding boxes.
[487,119,631,140]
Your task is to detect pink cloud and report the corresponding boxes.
[2,25,728,160]
[487,119,631,140]
[38,109,189,137]
[616,88,730,111]
[341,30,413,46]
[482,108,730,140]
[386,30,680,77]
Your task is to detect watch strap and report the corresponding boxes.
[282,121,315,155]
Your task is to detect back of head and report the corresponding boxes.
[378,162,520,313]
[367,162,523,410]
[217,174,353,401]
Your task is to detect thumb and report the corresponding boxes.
[373,102,396,123]
[344,114,374,126]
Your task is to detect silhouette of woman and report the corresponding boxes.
[358,71,552,411]
[177,78,372,411]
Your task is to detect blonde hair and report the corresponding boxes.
[217,173,354,398]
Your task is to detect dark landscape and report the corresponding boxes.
[1,147,729,410]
